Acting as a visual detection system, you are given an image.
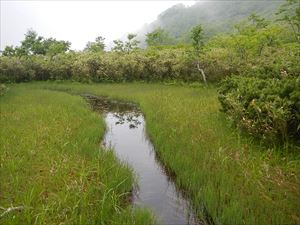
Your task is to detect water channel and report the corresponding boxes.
[84,94,200,225]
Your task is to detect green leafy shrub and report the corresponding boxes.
[0,22,298,84]
[219,76,300,143]
[0,57,35,82]
[0,50,202,83]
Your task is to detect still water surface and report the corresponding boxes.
[85,95,199,225]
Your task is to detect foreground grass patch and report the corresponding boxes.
[0,87,154,225]
[35,81,300,225]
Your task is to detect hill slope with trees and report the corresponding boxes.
[137,1,283,44]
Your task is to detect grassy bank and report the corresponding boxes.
[35,81,300,225]
[0,86,154,225]
[1,82,299,225]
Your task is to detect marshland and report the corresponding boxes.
[0,1,299,225]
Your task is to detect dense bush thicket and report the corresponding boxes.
[0,49,196,83]
[1,11,299,83]
[203,25,300,80]
[213,2,300,143]
[0,39,298,83]
[219,76,300,143]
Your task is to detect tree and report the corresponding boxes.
[248,13,269,29]
[276,0,300,43]
[2,29,71,57]
[112,40,125,52]
[43,38,71,57]
[124,34,140,53]
[145,28,174,46]
[2,46,16,56]
[84,36,105,53]
[191,25,204,52]
[20,29,44,55]
[112,34,140,53]
[190,24,207,84]
[47,41,70,57]
[233,14,268,36]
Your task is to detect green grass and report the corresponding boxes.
[0,86,155,225]
[1,82,300,225]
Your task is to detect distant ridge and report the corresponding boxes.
[136,0,283,44]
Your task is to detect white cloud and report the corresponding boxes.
[0,1,196,50]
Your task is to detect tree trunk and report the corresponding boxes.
[197,61,207,85]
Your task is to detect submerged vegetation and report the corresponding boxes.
[0,0,299,224]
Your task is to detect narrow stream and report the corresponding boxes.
[84,94,199,225]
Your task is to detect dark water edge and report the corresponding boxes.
[83,94,204,225]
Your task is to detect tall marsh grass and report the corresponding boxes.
[34,81,300,225]
[0,86,155,224]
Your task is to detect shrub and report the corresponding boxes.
[219,76,300,143]
[0,57,35,82]
[0,50,204,83]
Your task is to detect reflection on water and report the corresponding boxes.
[84,94,200,225]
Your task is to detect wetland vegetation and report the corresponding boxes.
[1,0,299,224]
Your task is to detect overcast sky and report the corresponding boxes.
[1,1,196,51]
